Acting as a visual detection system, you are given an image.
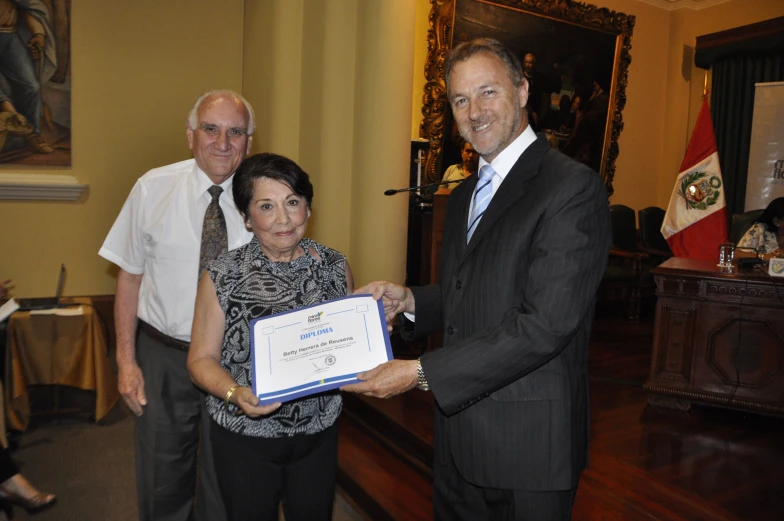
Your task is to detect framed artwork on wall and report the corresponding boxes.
[0,0,70,166]
[420,0,634,196]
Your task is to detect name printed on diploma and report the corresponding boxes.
[250,295,393,404]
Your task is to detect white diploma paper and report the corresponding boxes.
[250,295,393,404]
[0,298,19,323]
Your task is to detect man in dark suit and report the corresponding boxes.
[343,38,610,521]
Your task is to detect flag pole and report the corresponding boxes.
[703,70,708,97]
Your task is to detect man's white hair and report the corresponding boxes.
[187,89,255,135]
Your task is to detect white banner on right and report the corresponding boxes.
[744,81,784,212]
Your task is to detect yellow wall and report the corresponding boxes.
[598,0,671,212]
[244,0,357,260]
[243,0,416,287]
[0,0,245,297]
[409,0,784,217]
[4,0,783,297]
[243,0,304,160]
[1,0,415,297]
[411,0,431,138]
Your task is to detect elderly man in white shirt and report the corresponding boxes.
[99,90,254,521]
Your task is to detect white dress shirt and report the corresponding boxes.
[442,163,469,189]
[99,159,253,341]
[468,125,538,223]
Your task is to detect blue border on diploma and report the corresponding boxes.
[248,294,394,404]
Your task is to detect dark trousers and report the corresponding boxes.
[134,327,226,521]
[210,419,338,521]
[433,454,578,521]
[0,447,17,484]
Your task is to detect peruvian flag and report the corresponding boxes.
[661,98,728,260]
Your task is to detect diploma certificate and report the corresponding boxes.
[250,295,393,404]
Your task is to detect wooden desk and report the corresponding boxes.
[4,297,120,430]
[644,257,784,416]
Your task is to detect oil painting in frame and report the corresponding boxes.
[0,0,70,166]
[420,0,634,196]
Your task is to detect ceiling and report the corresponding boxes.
[632,0,732,10]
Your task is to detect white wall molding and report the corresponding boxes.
[0,173,87,201]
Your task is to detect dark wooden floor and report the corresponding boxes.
[337,305,784,520]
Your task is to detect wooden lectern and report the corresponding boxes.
[430,192,449,283]
[423,192,450,351]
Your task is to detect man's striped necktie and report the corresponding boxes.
[467,164,495,242]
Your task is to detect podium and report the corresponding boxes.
[405,139,433,287]
[402,141,452,287]
[429,193,449,284]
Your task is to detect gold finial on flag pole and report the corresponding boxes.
[703,70,708,97]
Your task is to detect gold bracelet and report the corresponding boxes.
[224,384,241,411]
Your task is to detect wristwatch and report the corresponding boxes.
[416,358,430,391]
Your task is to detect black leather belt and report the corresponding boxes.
[138,320,190,352]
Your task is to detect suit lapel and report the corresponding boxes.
[461,135,550,261]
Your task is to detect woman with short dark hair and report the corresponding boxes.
[738,197,784,255]
[187,153,353,521]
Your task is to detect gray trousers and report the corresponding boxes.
[134,327,227,521]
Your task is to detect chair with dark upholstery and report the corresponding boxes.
[730,209,764,245]
[601,204,650,321]
[638,206,672,262]
[609,204,638,252]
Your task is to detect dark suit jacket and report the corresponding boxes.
[405,135,611,491]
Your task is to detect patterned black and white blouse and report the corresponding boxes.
[205,236,346,437]
[738,223,779,254]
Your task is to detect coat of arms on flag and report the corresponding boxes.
[678,171,722,210]
[661,98,729,260]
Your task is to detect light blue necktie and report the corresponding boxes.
[467,164,495,243]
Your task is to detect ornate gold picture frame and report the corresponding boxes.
[420,0,634,196]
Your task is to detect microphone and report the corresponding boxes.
[384,178,465,196]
